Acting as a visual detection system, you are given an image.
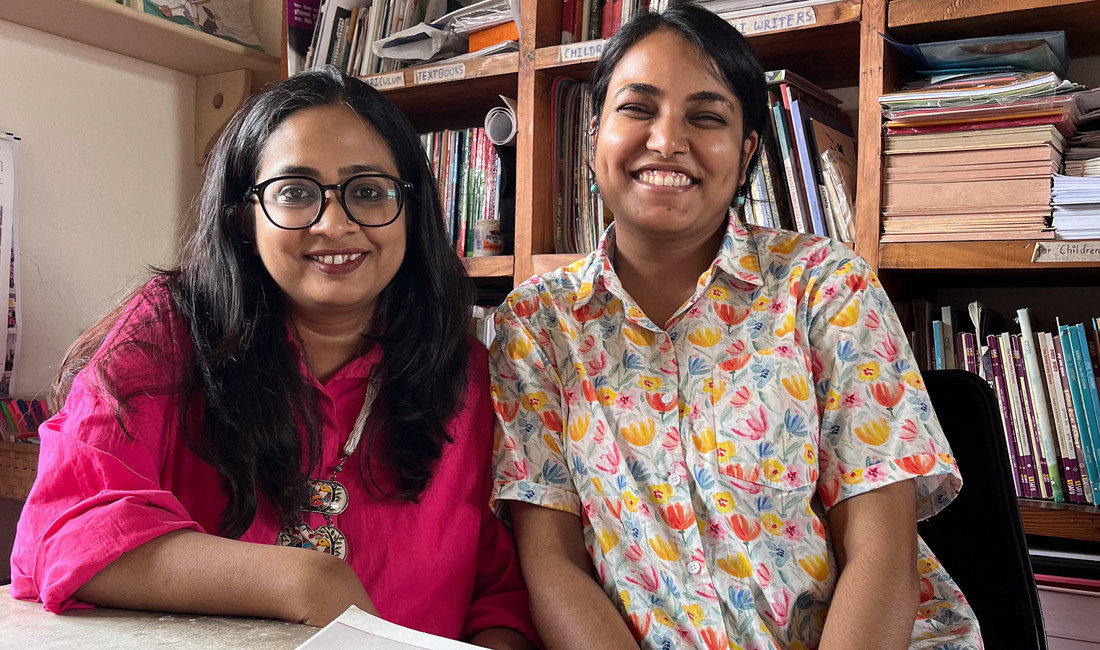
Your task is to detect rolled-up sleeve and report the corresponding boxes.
[807,256,961,520]
[489,292,580,517]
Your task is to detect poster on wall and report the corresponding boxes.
[143,0,264,50]
[0,133,22,397]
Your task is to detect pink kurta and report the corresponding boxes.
[10,278,536,643]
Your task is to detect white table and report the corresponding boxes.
[0,585,318,648]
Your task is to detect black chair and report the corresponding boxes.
[919,369,1047,650]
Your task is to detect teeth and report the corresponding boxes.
[313,253,363,265]
[638,170,694,187]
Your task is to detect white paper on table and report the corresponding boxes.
[296,606,480,649]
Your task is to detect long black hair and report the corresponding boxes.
[55,66,474,538]
[589,1,769,202]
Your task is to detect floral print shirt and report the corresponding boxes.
[490,215,982,649]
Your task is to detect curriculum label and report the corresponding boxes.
[559,40,605,63]
[1032,241,1100,263]
[364,72,405,90]
[731,8,817,36]
[414,63,466,85]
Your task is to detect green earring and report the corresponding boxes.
[733,195,746,208]
[590,182,599,193]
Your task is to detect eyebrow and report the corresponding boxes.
[614,84,734,108]
[270,164,390,177]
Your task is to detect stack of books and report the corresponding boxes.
[1052,90,1100,239]
[421,128,507,256]
[879,70,1081,242]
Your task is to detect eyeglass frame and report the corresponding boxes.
[246,173,415,230]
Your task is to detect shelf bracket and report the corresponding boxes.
[195,69,252,166]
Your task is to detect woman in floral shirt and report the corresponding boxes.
[489,4,981,649]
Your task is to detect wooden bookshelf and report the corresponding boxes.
[463,255,514,278]
[0,0,279,87]
[532,253,585,277]
[888,0,1100,57]
[879,242,1100,270]
[361,53,519,129]
[1020,499,1100,543]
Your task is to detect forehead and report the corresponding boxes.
[607,29,735,99]
[257,104,398,176]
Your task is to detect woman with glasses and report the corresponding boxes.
[10,66,537,648]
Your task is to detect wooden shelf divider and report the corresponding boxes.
[1019,499,1100,543]
[462,255,514,278]
[879,241,1100,270]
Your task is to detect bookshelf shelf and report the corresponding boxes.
[366,53,519,129]
[1020,499,1100,543]
[534,1,861,87]
[878,241,1100,270]
[463,255,514,278]
[0,0,280,87]
[887,0,1100,58]
[532,253,585,277]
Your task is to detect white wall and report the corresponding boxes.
[0,19,200,396]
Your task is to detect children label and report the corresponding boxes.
[1032,241,1100,263]
[731,8,817,36]
[365,72,405,90]
[414,63,466,85]
[559,40,605,63]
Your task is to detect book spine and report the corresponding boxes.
[1074,323,1100,487]
[787,96,828,236]
[999,333,1038,498]
[1017,310,1065,501]
[987,335,1026,497]
[932,321,945,370]
[960,332,978,374]
[770,100,808,233]
[1012,334,1053,498]
[1040,331,1082,502]
[1061,325,1100,504]
[1055,334,1094,503]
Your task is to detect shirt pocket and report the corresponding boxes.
[709,344,819,496]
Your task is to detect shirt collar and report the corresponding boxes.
[572,212,764,313]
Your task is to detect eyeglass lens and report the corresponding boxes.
[260,176,402,228]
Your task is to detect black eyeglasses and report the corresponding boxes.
[248,173,414,230]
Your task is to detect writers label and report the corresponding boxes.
[1032,241,1100,263]
[559,40,605,63]
[414,63,466,85]
[364,72,405,91]
[731,8,817,36]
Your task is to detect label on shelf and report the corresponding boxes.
[1032,241,1100,263]
[730,7,817,36]
[559,40,605,63]
[364,72,405,91]
[414,63,466,85]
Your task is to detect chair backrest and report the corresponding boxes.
[919,369,1047,650]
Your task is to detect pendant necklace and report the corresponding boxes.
[276,378,379,560]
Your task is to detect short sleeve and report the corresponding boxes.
[489,291,581,517]
[807,255,961,520]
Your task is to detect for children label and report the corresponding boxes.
[1032,241,1100,263]
[731,8,817,36]
[364,72,405,90]
[414,63,466,85]
[559,40,605,63]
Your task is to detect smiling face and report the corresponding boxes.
[251,104,406,327]
[593,29,758,242]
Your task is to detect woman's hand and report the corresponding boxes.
[289,550,378,627]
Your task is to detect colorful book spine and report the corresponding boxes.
[769,97,808,233]
[932,321,946,370]
[1017,309,1065,501]
[1075,323,1100,473]
[1011,334,1053,498]
[1040,331,1083,502]
[998,333,1039,497]
[987,334,1027,497]
[1061,325,1100,504]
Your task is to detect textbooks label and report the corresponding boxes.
[414,63,466,85]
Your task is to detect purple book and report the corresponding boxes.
[1013,334,1054,499]
[1045,335,1085,502]
[987,334,1027,498]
